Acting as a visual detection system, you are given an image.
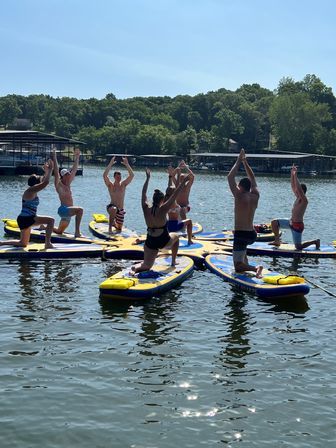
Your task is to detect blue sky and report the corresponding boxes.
[1,0,335,99]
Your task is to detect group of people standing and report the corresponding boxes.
[1,148,319,280]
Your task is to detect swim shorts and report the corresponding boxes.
[58,205,72,223]
[277,218,304,246]
[233,230,257,262]
[17,214,36,230]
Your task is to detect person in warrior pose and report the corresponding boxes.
[270,165,320,250]
[131,168,191,274]
[103,156,134,233]
[0,160,55,249]
[52,148,83,237]
[227,148,263,278]
[168,160,194,220]
[165,186,193,245]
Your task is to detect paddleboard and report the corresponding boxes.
[194,226,277,242]
[205,254,310,298]
[89,221,139,240]
[2,219,121,246]
[220,241,336,258]
[99,255,194,300]
[0,242,106,259]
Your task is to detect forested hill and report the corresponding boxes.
[1,74,335,158]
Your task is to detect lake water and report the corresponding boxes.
[0,166,336,448]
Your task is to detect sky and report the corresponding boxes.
[1,0,335,100]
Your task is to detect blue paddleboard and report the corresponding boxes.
[205,254,310,298]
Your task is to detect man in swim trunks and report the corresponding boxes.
[168,160,194,220]
[227,148,263,278]
[270,165,320,250]
[52,148,83,237]
[103,155,134,233]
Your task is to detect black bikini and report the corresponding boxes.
[145,223,171,250]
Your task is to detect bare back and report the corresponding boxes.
[291,196,308,222]
[234,191,259,231]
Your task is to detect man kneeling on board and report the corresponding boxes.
[227,149,263,278]
[269,165,320,250]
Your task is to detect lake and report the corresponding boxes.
[0,166,335,447]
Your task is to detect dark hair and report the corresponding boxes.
[114,171,121,178]
[152,189,164,215]
[28,175,41,186]
[301,183,307,194]
[238,177,251,192]
[164,186,175,201]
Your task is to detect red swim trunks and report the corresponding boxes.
[290,221,304,233]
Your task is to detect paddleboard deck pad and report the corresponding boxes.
[205,254,310,298]
[99,255,194,300]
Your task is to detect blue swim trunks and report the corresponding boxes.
[58,204,72,223]
[167,220,184,232]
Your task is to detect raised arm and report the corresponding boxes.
[291,165,306,199]
[29,160,54,193]
[242,151,258,194]
[227,150,244,196]
[167,165,176,188]
[141,168,151,210]
[52,148,60,187]
[103,156,116,186]
[179,160,195,186]
[121,157,134,186]
[160,174,191,213]
[69,148,80,182]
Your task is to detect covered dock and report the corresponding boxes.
[189,152,336,175]
[0,131,85,176]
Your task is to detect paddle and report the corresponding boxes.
[304,278,336,298]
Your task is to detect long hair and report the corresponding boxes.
[152,189,164,215]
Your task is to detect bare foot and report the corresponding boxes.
[75,233,82,238]
[316,239,320,250]
[44,243,55,250]
[268,239,281,247]
[187,240,193,245]
[256,265,263,278]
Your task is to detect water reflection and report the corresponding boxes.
[16,260,78,322]
[218,292,251,371]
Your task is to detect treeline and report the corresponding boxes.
[1,74,336,157]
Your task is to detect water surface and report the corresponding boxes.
[0,167,335,447]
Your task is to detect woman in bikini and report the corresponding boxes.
[165,186,193,245]
[0,160,55,249]
[132,168,191,274]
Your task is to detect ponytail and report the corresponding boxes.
[152,189,164,215]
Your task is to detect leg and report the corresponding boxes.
[54,219,70,235]
[184,219,193,245]
[71,207,83,237]
[0,228,31,247]
[34,216,55,249]
[107,206,117,233]
[114,209,126,232]
[163,233,179,266]
[296,239,320,250]
[233,249,263,278]
[270,219,281,246]
[132,246,158,273]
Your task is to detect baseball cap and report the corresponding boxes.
[60,168,71,177]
